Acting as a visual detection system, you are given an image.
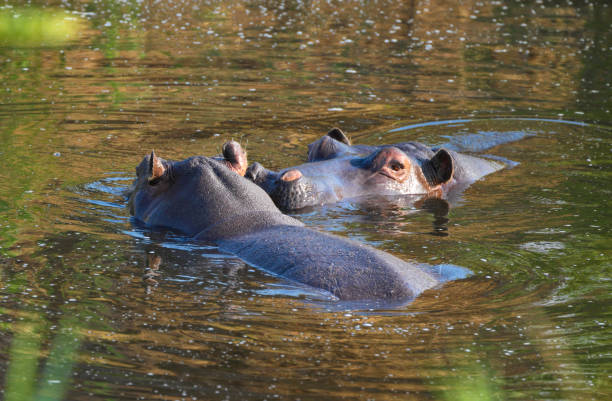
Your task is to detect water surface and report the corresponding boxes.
[0,1,610,400]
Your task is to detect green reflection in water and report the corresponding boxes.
[438,360,498,401]
[3,318,42,401]
[0,7,85,47]
[35,318,82,401]
[0,117,61,255]
[577,1,612,124]
[4,313,81,401]
[87,0,143,59]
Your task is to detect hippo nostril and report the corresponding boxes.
[280,169,302,182]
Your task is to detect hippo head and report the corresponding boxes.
[246,146,454,211]
[128,141,284,237]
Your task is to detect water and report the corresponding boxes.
[1,1,610,400]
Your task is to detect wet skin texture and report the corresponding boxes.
[128,142,468,301]
[246,128,504,211]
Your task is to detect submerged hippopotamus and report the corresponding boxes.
[246,128,505,211]
[128,141,469,302]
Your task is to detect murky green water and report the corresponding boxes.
[1,1,610,400]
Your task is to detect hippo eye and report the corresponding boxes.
[148,177,161,186]
[390,161,404,171]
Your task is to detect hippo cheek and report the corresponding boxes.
[131,192,158,223]
[137,192,172,225]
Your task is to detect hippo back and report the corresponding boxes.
[220,225,439,300]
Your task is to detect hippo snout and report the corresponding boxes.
[245,162,266,184]
[246,163,306,210]
[269,173,320,211]
[246,162,282,196]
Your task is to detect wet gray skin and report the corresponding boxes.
[128,141,469,301]
[246,128,504,211]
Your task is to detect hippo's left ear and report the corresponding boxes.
[307,128,352,162]
[222,140,248,176]
[148,150,166,183]
[427,149,454,185]
[326,127,351,145]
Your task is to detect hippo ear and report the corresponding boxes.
[428,149,453,185]
[222,140,248,176]
[148,150,166,183]
[326,127,351,145]
[308,128,352,162]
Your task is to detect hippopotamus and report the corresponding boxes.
[245,128,505,211]
[127,141,470,302]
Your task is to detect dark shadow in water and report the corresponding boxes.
[420,198,450,237]
[291,193,455,241]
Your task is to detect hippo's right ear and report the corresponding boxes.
[221,141,248,176]
[428,149,454,186]
[148,151,166,184]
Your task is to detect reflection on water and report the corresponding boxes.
[0,0,611,400]
[0,7,85,47]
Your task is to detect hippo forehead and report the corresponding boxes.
[173,155,280,209]
[349,146,423,169]
[393,142,436,162]
[175,155,218,173]
[171,156,238,185]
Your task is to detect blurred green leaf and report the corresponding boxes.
[0,7,85,47]
[4,320,43,401]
